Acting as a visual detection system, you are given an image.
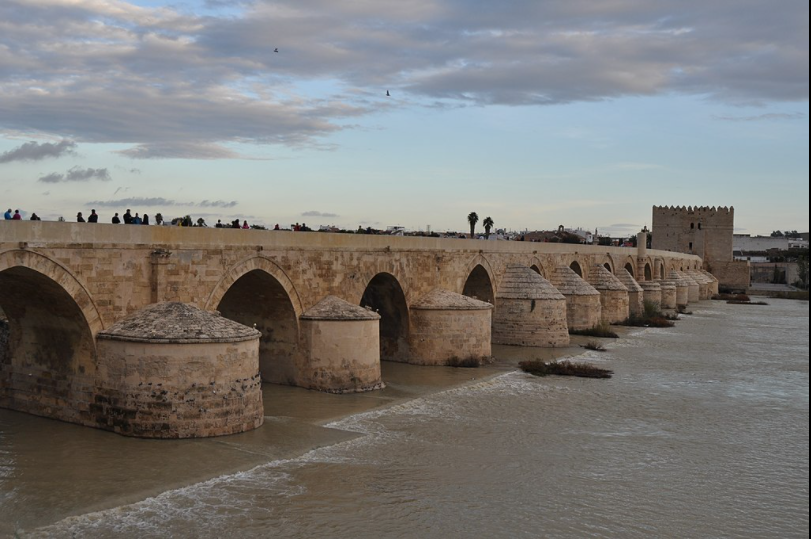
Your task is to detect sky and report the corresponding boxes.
[0,0,808,236]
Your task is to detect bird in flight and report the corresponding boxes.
[386,90,391,97]
[274,48,279,53]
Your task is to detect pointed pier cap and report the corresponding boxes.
[588,265,628,292]
[617,269,644,293]
[496,265,565,300]
[301,295,381,321]
[550,266,601,296]
[98,302,261,344]
[412,288,493,310]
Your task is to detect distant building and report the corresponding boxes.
[733,234,790,253]
[652,205,749,291]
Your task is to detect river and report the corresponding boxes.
[1,299,808,538]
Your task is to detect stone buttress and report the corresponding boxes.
[639,280,663,309]
[492,265,569,347]
[656,278,678,310]
[701,270,721,296]
[617,269,645,316]
[588,265,630,324]
[299,296,384,393]
[550,266,602,331]
[668,270,690,308]
[409,289,493,366]
[95,302,263,439]
[679,272,701,303]
[688,270,713,299]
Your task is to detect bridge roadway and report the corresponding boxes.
[0,222,701,437]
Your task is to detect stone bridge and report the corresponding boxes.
[0,223,705,438]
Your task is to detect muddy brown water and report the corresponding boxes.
[1,300,808,538]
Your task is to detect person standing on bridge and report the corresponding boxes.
[77,212,85,223]
[88,209,99,223]
[3,209,11,220]
[123,209,133,224]
[12,210,22,220]
[112,213,121,224]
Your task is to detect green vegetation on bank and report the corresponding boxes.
[581,341,607,352]
[619,300,677,328]
[519,360,613,379]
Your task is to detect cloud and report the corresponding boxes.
[0,0,806,159]
[302,211,339,218]
[0,140,76,163]
[116,142,267,160]
[38,166,111,183]
[713,112,807,122]
[86,197,238,208]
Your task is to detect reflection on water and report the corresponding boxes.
[1,300,808,538]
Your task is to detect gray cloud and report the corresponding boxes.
[39,166,111,183]
[87,197,238,208]
[0,0,806,158]
[0,140,76,163]
[302,211,339,218]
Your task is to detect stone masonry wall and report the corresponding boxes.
[409,309,492,366]
[93,340,263,438]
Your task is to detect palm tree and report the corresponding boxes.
[483,216,495,238]
[467,212,479,239]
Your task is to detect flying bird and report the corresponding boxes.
[274,48,279,53]
[386,90,391,97]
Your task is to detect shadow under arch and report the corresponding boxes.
[464,264,496,306]
[360,273,410,362]
[624,262,636,278]
[570,260,584,278]
[0,251,101,423]
[207,257,302,385]
[644,262,653,281]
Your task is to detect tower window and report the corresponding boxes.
[691,223,695,230]
[698,223,702,230]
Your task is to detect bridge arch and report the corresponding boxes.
[206,256,303,385]
[528,257,548,279]
[360,272,410,362]
[593,254,614,274]
[643,258,654,281]
[569,260,584,278]
[0,251,102,411]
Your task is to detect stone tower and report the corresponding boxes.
[651,206,749,292]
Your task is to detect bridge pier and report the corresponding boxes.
[617,269,644,316]
[550,266,602,331]
[639,281,663,309]
[680,272,701,303]
[94,303,264,438]
[492,266,569,348]
[588,265,630,324]
[657,279,678,310]
[409,289,493,366]
[666,271,690,308]
[298,296,384,393]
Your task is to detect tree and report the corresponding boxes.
[483,216,494,238]
[467,212,479,239]
[771,230,784,237]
